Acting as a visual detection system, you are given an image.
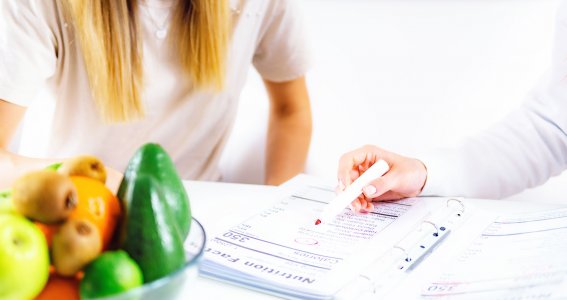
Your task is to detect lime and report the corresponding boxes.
[80,250,143,298]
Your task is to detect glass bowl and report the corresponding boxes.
[84,217,207,300]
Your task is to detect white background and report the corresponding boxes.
[220,0,567,204]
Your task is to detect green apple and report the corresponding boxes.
[0,190,15,214]
[0,214,50,300]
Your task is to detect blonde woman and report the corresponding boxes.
[0,0,312,189]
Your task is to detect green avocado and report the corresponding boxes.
[117,143,191,239]
[119,175,185,283]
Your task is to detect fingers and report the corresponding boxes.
[362,175,395,199]
[106,167,124,194]
[350,197,374,213]
[350,198,365,212]
[363,200,374,212]
[338,145,430,212]
[337,145,382,189]
[362,184,377,196]
[359,157,428,201]
[335,179,345,194]
[371,191,408,201]
[337,170,359,193]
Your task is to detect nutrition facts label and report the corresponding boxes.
[200,176,417,299]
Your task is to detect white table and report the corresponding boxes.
[176,180,564,300]
[179,180,282,300]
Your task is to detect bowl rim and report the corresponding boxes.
[86,217,207,299]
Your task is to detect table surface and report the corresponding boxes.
[179,180,281,300]
[176,180,563,300]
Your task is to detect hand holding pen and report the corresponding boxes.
[336,145,428,213]
[315,159,389,225]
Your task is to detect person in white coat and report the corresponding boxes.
[338,2,567,212]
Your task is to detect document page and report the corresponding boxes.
[422,208,567,299]
[200,175,428,299]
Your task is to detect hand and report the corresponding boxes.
[337,145,427,213]
[105,167,124,194]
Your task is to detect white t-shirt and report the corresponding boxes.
[421,1,567,199]
[0,0,309,180]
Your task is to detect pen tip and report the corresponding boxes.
[315,219,321,225]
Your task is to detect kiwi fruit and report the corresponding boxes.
[12,170,78,224]
[52,218,102,276]
[58,155,107,184]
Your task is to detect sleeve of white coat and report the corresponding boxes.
[0,0,57,107]
[420,2,567,199]
[253,0,310,82]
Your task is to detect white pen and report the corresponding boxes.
[315,159,390,225]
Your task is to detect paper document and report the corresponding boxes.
[199,175,423,299]
[422,208,567,299]
[197,175,567,299]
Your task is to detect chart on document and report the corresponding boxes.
[200,177,418,298]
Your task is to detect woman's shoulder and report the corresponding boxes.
[2,0,57,14]
[1,0,60,27]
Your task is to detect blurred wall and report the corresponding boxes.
[220,0,567,203]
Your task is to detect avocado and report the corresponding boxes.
[117,143,191,239]
[119,175,185,283]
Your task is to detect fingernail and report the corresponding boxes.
[353,201,360,212]
[338,179,345,191]
[363,185,377,197]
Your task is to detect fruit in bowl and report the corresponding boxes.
[80,217,206,300]
[117,144,193,282]
[0,213,50,300]
[1,144,203,299]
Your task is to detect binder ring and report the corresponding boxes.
[421,220,439,236]
[393,245,411,264]
[359,275,376,294]
[447,198,465,216]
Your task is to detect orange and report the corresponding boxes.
[69,176,122,249]
[37,176,121,249]
[36,223,58,248]
[35,275,80,300]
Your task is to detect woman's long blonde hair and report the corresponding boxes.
[62,0,230,122]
